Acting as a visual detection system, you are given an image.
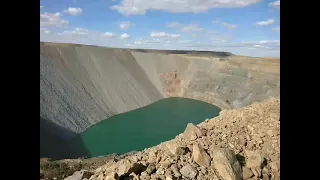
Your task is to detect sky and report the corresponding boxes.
[40,0,280,57]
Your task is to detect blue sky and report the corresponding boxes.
[40,0,280,57]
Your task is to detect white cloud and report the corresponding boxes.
[40,12,69,27]
[151,32,180,38]
[269,0,280,8]
[222,22,237,29]
[168,22,181,29]
[40,6,44,8]
[111,0,262,15]
[120,33,130,39]
[41,29,130,48]
[44,30,50,34]
[253,44,263,48]
[57,28,88,35]
[134,41,143,45]
[213,20,237,30]
[103,32,116,37]
[65,7,83,16]
[41,28,279,57]
[168,22,204,33]
[209,33,233,43]
[181,24,204,33]
[119,22,131,30]
[178,40,193,44]
[256,19,275,26]
[132,38,162,45]
[241,40,280,47]
[272,27,280,32]
[145,38,161,44]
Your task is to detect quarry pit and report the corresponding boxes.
[40,42,280,159]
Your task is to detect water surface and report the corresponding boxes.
[69,97,221,157]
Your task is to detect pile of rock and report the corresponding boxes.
[64,98,280,180]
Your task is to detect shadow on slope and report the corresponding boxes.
[40,116,90,160]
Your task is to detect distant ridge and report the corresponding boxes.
[40,41,233,57]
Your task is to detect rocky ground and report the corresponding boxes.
[41,97,280,180]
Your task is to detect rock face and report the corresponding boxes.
[165,141,186,156]
[242,167,254,179]
[210,148,242,180]
[40,43,280,159]
[183,123,206,141]
[192,143,211,167]
[41,98,280,180]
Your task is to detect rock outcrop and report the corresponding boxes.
[45,97,280,180]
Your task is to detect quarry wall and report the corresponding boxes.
[40,43,280,142]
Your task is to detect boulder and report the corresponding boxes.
[180,164,198,179]
[145,163,156,175]
[64,170,93,180]
[242,167,253,179]
[210,148,242,180]
[170,164,181,178]
[192,143,211,167]
[183,123,206,141]
[166,141,186,156]
[245,150,265,169]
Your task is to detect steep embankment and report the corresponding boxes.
[41,98,280,180]
[40,42,279,155]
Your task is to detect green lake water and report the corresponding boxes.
[68,97,221,158]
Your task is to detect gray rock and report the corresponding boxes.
[210,148,242,180]
[192,143,211,167]
[183,123,206,141]
[180,164,198,179]
[64,170,93,180]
